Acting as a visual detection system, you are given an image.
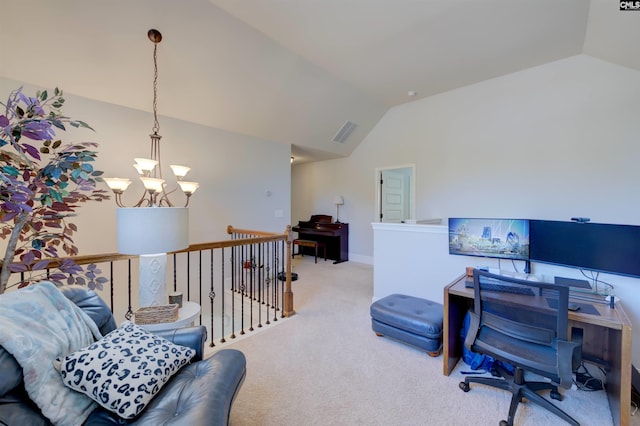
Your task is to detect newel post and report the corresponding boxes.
[283,225,295,317]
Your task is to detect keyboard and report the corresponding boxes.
[489,270,540,282]
[465,279,535,296]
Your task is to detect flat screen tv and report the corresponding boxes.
[529,220,640,278]
[448,218,530,261]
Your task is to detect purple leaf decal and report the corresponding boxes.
[0,86,107,294]
[21,143,41,160]
[8,263,28,273]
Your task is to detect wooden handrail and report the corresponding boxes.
[179,235,286,252]
[1,225,296,317]
[0,253,137,269]
[227,225,280,237]
[0,237,287,268]
[227,225,294,241]
[1,225,291,268]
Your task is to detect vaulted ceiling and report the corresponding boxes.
[1,1,637,163]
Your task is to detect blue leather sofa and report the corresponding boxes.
[0,285,246,425]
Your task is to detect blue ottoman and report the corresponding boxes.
[370,294,443,356]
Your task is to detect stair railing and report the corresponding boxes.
[0,225,294,347]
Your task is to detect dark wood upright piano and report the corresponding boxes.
[292,215,349,264]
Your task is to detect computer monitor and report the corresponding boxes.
[448,218,530,262]
[530,220,640,278]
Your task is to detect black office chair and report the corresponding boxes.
[459,269,582,426]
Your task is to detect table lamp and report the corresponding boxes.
[333,195,344,223]
[117,207,188,306]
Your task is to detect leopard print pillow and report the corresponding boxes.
[54,321,195,419]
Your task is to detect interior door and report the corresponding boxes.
[380,170,406,223]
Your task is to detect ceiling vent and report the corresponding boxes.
[332,121,357,144]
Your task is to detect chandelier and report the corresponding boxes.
[104,29,199,207]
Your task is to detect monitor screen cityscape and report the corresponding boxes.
[448,218,530,261]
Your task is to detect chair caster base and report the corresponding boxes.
[550,389,562,401]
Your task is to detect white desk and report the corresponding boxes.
[138,301,201,332]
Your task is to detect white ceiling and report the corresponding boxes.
[1,0,638,163]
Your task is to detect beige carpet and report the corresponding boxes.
[211,258,616,426]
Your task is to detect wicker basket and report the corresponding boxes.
[134,304,179,324]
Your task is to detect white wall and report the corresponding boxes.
[372,223,470,303]
[293,54,640,365]
[0,78,292,257]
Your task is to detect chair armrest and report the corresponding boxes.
[153,326,207,362]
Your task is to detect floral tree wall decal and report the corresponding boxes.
[0,87,110,294]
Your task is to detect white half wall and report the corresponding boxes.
[372,223,470,304]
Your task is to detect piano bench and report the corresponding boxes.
[292,239,326,263]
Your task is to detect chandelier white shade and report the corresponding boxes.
[170,165,191,178]
[116,207,189,255]
[134,158,159,174]
[177,181,199,194]
[103,177,132,193]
